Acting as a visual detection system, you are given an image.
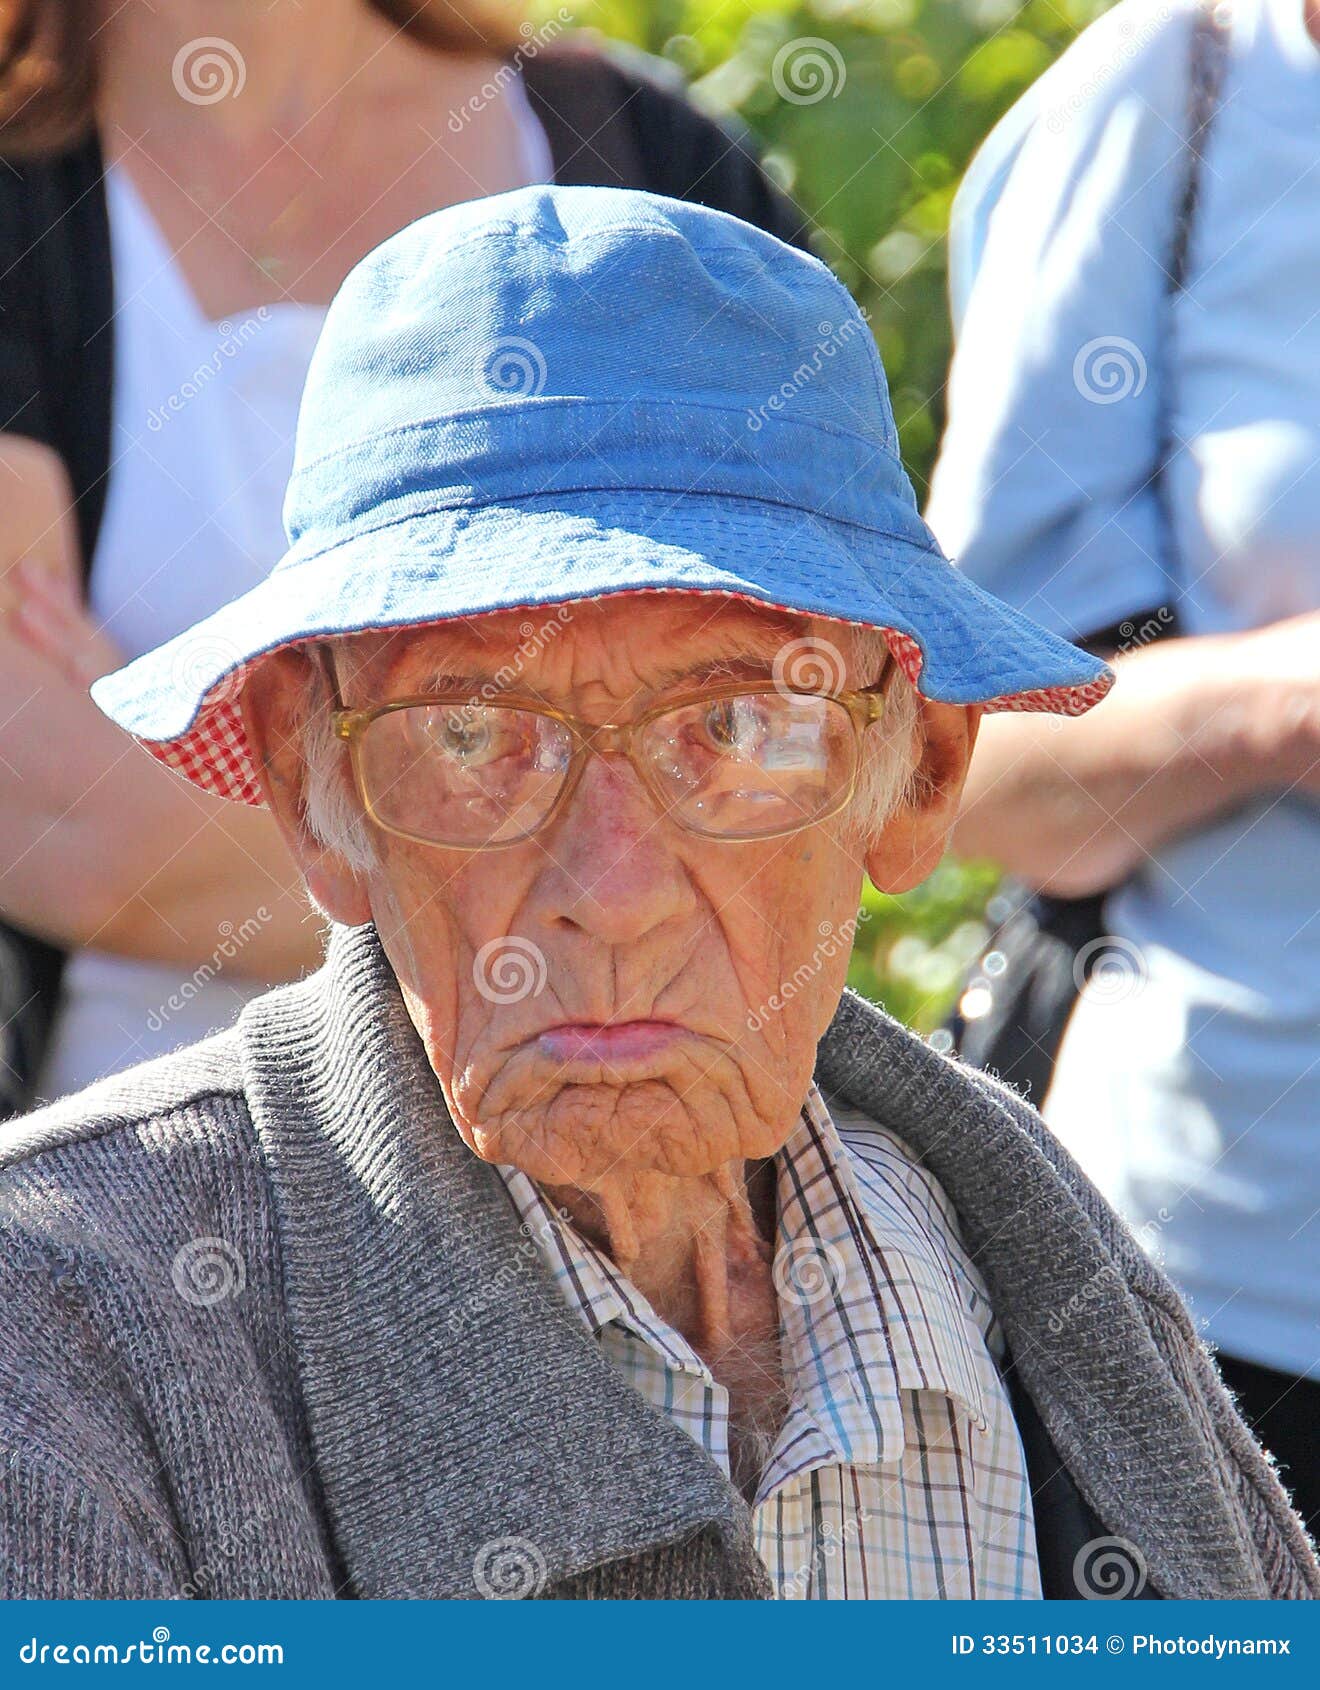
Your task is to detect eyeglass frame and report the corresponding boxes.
[317,640,899,850]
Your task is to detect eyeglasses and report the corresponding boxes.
[323,650,897,851]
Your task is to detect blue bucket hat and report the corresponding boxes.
[92,184,1112,803]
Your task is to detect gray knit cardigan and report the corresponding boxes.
[1,923,1316,1600]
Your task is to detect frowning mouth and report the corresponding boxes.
[534,1021,689,1066]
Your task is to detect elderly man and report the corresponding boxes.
[1,187,1315,1602]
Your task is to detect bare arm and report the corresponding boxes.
[0,435,323,977]
[953,613,1320,897]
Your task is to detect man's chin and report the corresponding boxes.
[449,1070,789,1188]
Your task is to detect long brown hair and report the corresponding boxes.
[0,0,526,157]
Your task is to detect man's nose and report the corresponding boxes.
[528,752,697,945]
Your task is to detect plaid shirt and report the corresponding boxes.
[497,1084,1042,1599]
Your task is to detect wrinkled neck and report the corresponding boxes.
[545,1158,778,1355]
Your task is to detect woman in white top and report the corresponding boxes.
[0,0,803,1100]
[928,0,1320,1527]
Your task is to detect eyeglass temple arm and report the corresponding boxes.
[858,645,899,722]
[313,641,351,717]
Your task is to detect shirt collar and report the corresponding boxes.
[495,1083,991,1481]
[768,1086,990,1485]
[496,1165,708,1378]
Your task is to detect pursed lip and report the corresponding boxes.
[534,1020,688,1065]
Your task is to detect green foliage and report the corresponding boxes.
[846,859,1002,1032]
[532,1,1107,1024]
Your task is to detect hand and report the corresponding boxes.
[1213,610,1320,796]
[5,555,125,688]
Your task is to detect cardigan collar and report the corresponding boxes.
[814,988,1271,1601]
[239,920,1268,1601]
[238,921,770,1599]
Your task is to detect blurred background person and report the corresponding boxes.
[0,0,803,1108]
[928,0,1320,1528]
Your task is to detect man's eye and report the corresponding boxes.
[419,708,498,764]
[703,698,766,752]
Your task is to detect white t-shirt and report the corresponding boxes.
[928,0,1320,1378]
[39,79,552,1101]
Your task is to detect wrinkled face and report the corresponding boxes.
[331,598,891,1189]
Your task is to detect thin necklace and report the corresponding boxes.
[193,16,371,284]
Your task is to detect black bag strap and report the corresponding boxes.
[1145,0,1231,639]
[1168,0,1232,298]
[0,138,112,1114]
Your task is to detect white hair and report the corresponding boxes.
[298,644,380,875]
[849,625,924,838]
[294,624,923,871]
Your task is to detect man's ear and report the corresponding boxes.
[240,648,373,927]
[864,700,983,893]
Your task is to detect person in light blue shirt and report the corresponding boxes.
[928,0,1320,1530]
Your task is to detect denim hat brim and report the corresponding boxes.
[92,488,1114,805]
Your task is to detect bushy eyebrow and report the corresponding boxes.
[403,650,790,700]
